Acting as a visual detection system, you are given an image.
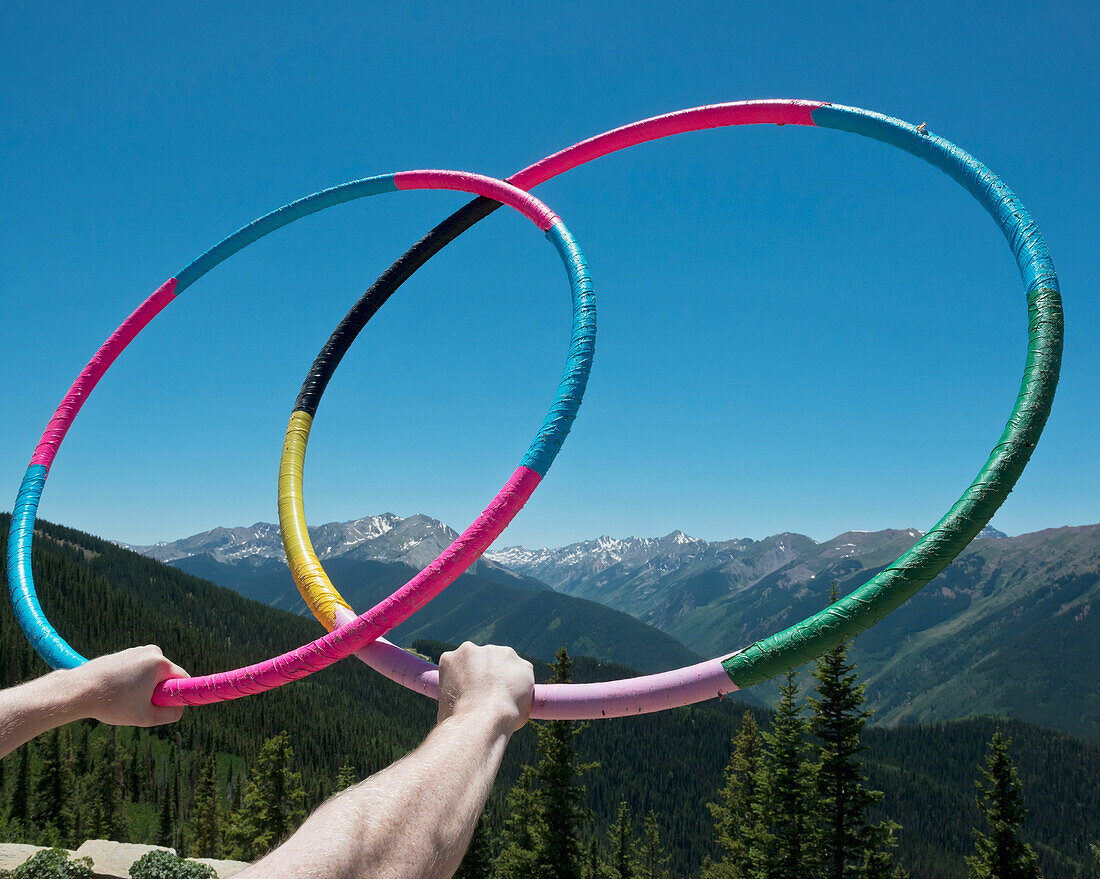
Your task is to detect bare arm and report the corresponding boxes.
[242,642,534,879]
[0,646,187,758]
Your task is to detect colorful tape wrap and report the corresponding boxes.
[6,171,596,707]
[279,100,1061,718]
[7,100,1061,720]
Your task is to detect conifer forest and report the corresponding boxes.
[1,516,1097,877]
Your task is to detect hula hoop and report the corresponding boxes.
[6,170,596,707]
[281,100,1061,720]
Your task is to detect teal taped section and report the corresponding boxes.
[6,466,87,668]
[175,174,399,293]
[810,105,1057,296]
[723,106,1063,688]
[520,222,597,475]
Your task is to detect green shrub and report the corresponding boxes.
[8,848,94,878]
[128,850,215,879]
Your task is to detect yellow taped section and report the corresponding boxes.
[278,410,353,631]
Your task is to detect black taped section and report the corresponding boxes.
[294,195,503,416]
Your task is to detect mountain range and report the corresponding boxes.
[124,516,705,678]
[126,515,1099,741]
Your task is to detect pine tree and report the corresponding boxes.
[30,728,65,844]
[334,758,356,793]
[810,587,905,879]
[496,764,546,878]
[496,645,594,879]
[9,744,30,830]
[538,646,594,879]
[607,801,636,879]
[171,755,184,853]
[190,755,223,858]
[760,671,818,878]
[581,836,605,879]
[702,711,768,879]
[637,812,670,879]
[157,767,173,850]
[84,730,126,841]
[60,728,79,846]
[965,732,1042,879]
[226,731,306,860]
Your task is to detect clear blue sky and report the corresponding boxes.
[2,1,1097,549]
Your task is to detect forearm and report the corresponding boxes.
[0,647,185,759]
[242,709,513,879]
[0,669,90,758]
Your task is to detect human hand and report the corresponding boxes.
[65,645,188,727]
[437,642,534,735]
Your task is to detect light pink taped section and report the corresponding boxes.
[339,612,740,720]
[30,278,178,470]
[154,465,542,706]
[512,100,825,191]
[394,170,559,230]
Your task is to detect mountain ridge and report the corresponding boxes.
[122,514,1096,740]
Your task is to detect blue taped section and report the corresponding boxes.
[520,222,597,475]
[6,466,87,668]
[175,174,400,293]
[811,105,1058,296]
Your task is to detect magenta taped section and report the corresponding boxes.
[511,100,824,191]
[336,604,740,720]
[153,465,542,706]
[394,170,559,230]
[30,279,178,471]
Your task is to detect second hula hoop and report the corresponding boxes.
[280,100,1061,719]
[7,170,596,706]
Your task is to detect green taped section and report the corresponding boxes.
[723,285,1063,687]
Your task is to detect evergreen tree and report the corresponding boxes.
[30,728,65,844]
[702,711,768,879]
[60,729,79,846]
[581,836,605,879]
[140,738,155,808]
[760,671,818,879]
[965,732,1041,879]
[637,812,670,879]
[156,771,173,850]
[226,731,306,860]
[810,587,904,879]
[171,755,184,854]
[455,811,494,878]
[607,801,636,879]
[496,764,546,877]
[334,757,356,793]
[190,755,223,858]
[84,730,125,841]
[496,645,594,879]
[863,846,908,879]
[9,744,30,829]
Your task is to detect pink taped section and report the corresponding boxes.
[154,465,542,706]
[531,656,738,720]
[394,170,559,231]
[511,100,825,191]
[340,613,740,720]
[30,279,178,470]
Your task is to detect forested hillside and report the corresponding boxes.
[169,552,703,675]
[2,515,1097,876]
